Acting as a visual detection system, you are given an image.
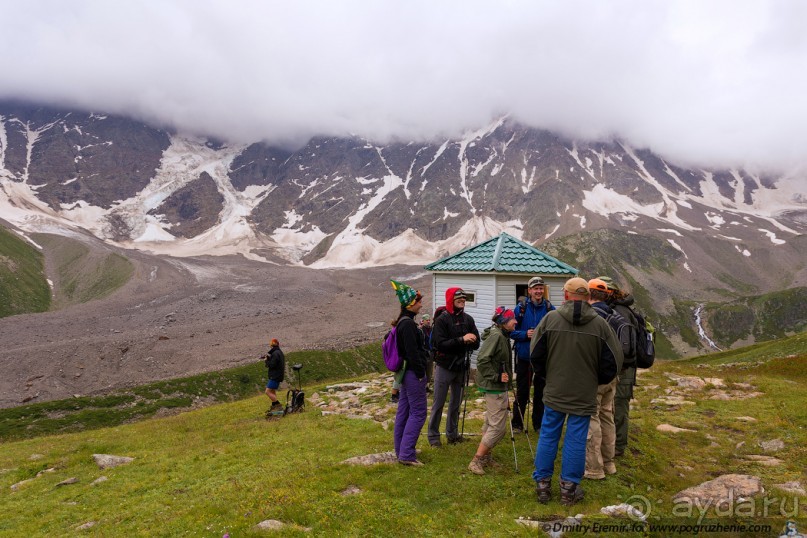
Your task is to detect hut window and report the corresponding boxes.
[462,291,476,305]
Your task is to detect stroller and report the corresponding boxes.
[284,363,305,415]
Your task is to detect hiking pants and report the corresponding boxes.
[615,367,635,452]
[533,405,591,484]
[428,364,465,445]
[480,392,508,449]
[513,360,545,431]
[585,378,617,477]
[394,370,428,462]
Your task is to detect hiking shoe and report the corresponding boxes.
[604,463,617,475]
[614,448,625,458]
[468,457,485,475]
[583,471,606,480]
[560,481,585,506]
[390,393,399,403]
[512,426,523,435]
[480,454,501,469]
[447,436,466,445]
[536,478,552,504]
[398,459,424,467]
[270,401,283,410]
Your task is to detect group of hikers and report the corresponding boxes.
[388,274,653,506]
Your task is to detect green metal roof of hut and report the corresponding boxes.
[424,232,578,275]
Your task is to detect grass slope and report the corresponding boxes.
[1,334,805,536]
[0,225,50,317]
[33,234,134,309]
[0,343,383,443]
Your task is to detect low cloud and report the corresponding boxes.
[1,0,805,172]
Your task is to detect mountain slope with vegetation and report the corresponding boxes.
[33,233,134,309]
[0,334,804,536]
[705,287,807,349]
[0,225,50,318]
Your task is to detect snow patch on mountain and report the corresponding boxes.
[759,229,786,245]
[311,216,523,268]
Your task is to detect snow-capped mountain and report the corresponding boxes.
[1,102,805,291]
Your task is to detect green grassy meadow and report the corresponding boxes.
[0,334,805,536]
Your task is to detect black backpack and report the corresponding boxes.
[633,311,656,369]
[593,305,636,365]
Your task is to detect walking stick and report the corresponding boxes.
[459,350,471,439]
[512,384,534,458]
[505,377,519,472]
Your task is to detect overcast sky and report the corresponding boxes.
[1,0,806,173]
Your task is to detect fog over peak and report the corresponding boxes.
[1,0,806,173]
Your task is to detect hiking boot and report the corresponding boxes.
[390,393,399,403]
[512,426,523,435]
[536,478,552,504]
[398,459,424,467]
[614,448,625,458]
[270,401,283,410]
[583,471,606,480]
[480,454,501,469]
[468,457,485,475]
[604,463,617,475]
[560,481,585,506]
[448,436,466,445]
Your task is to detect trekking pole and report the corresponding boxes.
[459,350,471,439]
[505,379,519,472]
[512,384,534,458]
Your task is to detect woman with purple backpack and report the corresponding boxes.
[390,280,430,466]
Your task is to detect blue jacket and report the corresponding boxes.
[511,298,555,361]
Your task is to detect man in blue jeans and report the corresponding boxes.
[529,277,622,505]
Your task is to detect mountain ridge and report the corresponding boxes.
[1,101,805,355]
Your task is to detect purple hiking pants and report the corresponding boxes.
[393,370,428,462]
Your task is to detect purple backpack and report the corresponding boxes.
[382,327,404,372]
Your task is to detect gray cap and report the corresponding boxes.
[528,276,545,288]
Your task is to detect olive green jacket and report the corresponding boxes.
[475,326,513,392]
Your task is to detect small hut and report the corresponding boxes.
[424,232,578,364]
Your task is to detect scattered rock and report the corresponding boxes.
[158,335,170,341]
[255,519,285,530]
[656,424,697,433]
[93,454,134,469]
[91,476,108,485]
[10,478,34,491]
[666,374,706,390]
[741,455,783,467]
[29,454,44,460]
[703,377,726,387]
[56,477,79,486]
[735,416,757,422]
[36,468,56,477]
[673,474,763,505]
[325,383,367,391]
[516,515,585,537]
[651,396,695,406]
[76,521,96,530]
[600,503,647,521]
[341,485,362,496]
[774,481,806,496]
[341,450,420,466]
[707,390,763,400]
[759,439,785,452]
